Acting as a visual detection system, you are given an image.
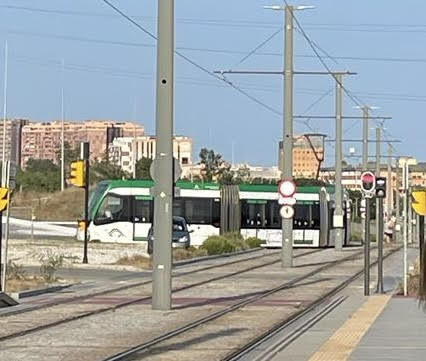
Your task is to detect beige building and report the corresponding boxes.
[109,135,192,174]
[21,120,144,166]
[279,136,324,178]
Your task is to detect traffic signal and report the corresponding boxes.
[375,177,386,198]
[0,187,9,212]
[412,189,426,216]
[69,160,85,187]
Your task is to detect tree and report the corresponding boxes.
[17,159,61,192]
[294,178,328,187]
[135,157,153,179]
[90,160,130,183]
[199,148,225,182]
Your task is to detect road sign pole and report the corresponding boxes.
[152,0,174,310]
[376,127,381,247]
[281,5,294,268]
[364,196,371,296]
[377,197,384,293]
[362,107,369,244]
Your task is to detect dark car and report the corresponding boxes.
[147,216,192,254]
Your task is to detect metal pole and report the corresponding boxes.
[408,192,413,244]
[377,197,384,293]
[364,197,371,296]
[2,41,8,184]
[376,127,381,244]
[1,161,10,291]
[152,0,174,310]
[281,5,294,268]
[362,107,369,244]
[61,59,65,192]
[334,74,343,250]
[403,161,408,296]
[82,142,90,264]
[0,210,2,292]
[395,158,401,241]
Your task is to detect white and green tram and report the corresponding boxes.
[81,180,351,247]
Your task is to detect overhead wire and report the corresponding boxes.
[100,0,283,117]
[234,28,282,67]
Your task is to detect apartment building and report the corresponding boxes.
[21,120,144,166]
[0,118,29,166]
[109,135,192,174]
[278,136,324,178]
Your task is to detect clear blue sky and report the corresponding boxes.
[1,0,425,166]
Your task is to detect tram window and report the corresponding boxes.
[134,198,153,223]
[265,201,281,229]
[183,198,213,225]
[311,203,321,229]
[241,200,269,228]
[292,203,321,230]
[94,194,131,225]
[212,199,220,227]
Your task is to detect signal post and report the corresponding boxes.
[69,142,90,264]
[360,171,376,296]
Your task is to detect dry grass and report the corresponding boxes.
[6,277,48,293]
[115,254,152,269]
[11,188,84,221]
[396,258,420,296]
[115,248,209,269]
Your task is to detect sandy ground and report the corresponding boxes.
[5,238,149,269]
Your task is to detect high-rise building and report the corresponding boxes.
[0,118,29,167]
[109,135,192,175]
[21,120,144,166]
[278,136,324,178]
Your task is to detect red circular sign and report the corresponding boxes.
[278,180,296,197]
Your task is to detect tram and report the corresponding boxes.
[80,179,351,247]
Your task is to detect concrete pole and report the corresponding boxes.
[376,127,381,244]
[334,74,344,250]
[387,144,392,220]
[152,0,174,310]
[281,5,294,268]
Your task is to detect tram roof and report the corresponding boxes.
[100,179,335,194]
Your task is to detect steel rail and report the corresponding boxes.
[0,248,324,342]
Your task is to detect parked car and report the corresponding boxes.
[147,216,192,254]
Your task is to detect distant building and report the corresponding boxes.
[0,118,29,167]
[21,120,144,166]
[109,135,192,174]
[279,136,324,179]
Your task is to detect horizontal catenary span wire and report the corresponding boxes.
[5,4,426,33]
[5,27,426,65]
[14,55,426,103]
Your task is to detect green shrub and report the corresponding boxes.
[222,232,244,242]
[246,237,263,248]
[201,236,237,255]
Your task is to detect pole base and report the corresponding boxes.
[0,292,18,308]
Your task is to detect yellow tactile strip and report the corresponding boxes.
[308,295,391,361]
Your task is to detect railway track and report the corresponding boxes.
[1,248,278,318]
[0,248,324,343]
[99,245,398,361]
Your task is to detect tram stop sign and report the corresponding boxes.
[360,171,376,197]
